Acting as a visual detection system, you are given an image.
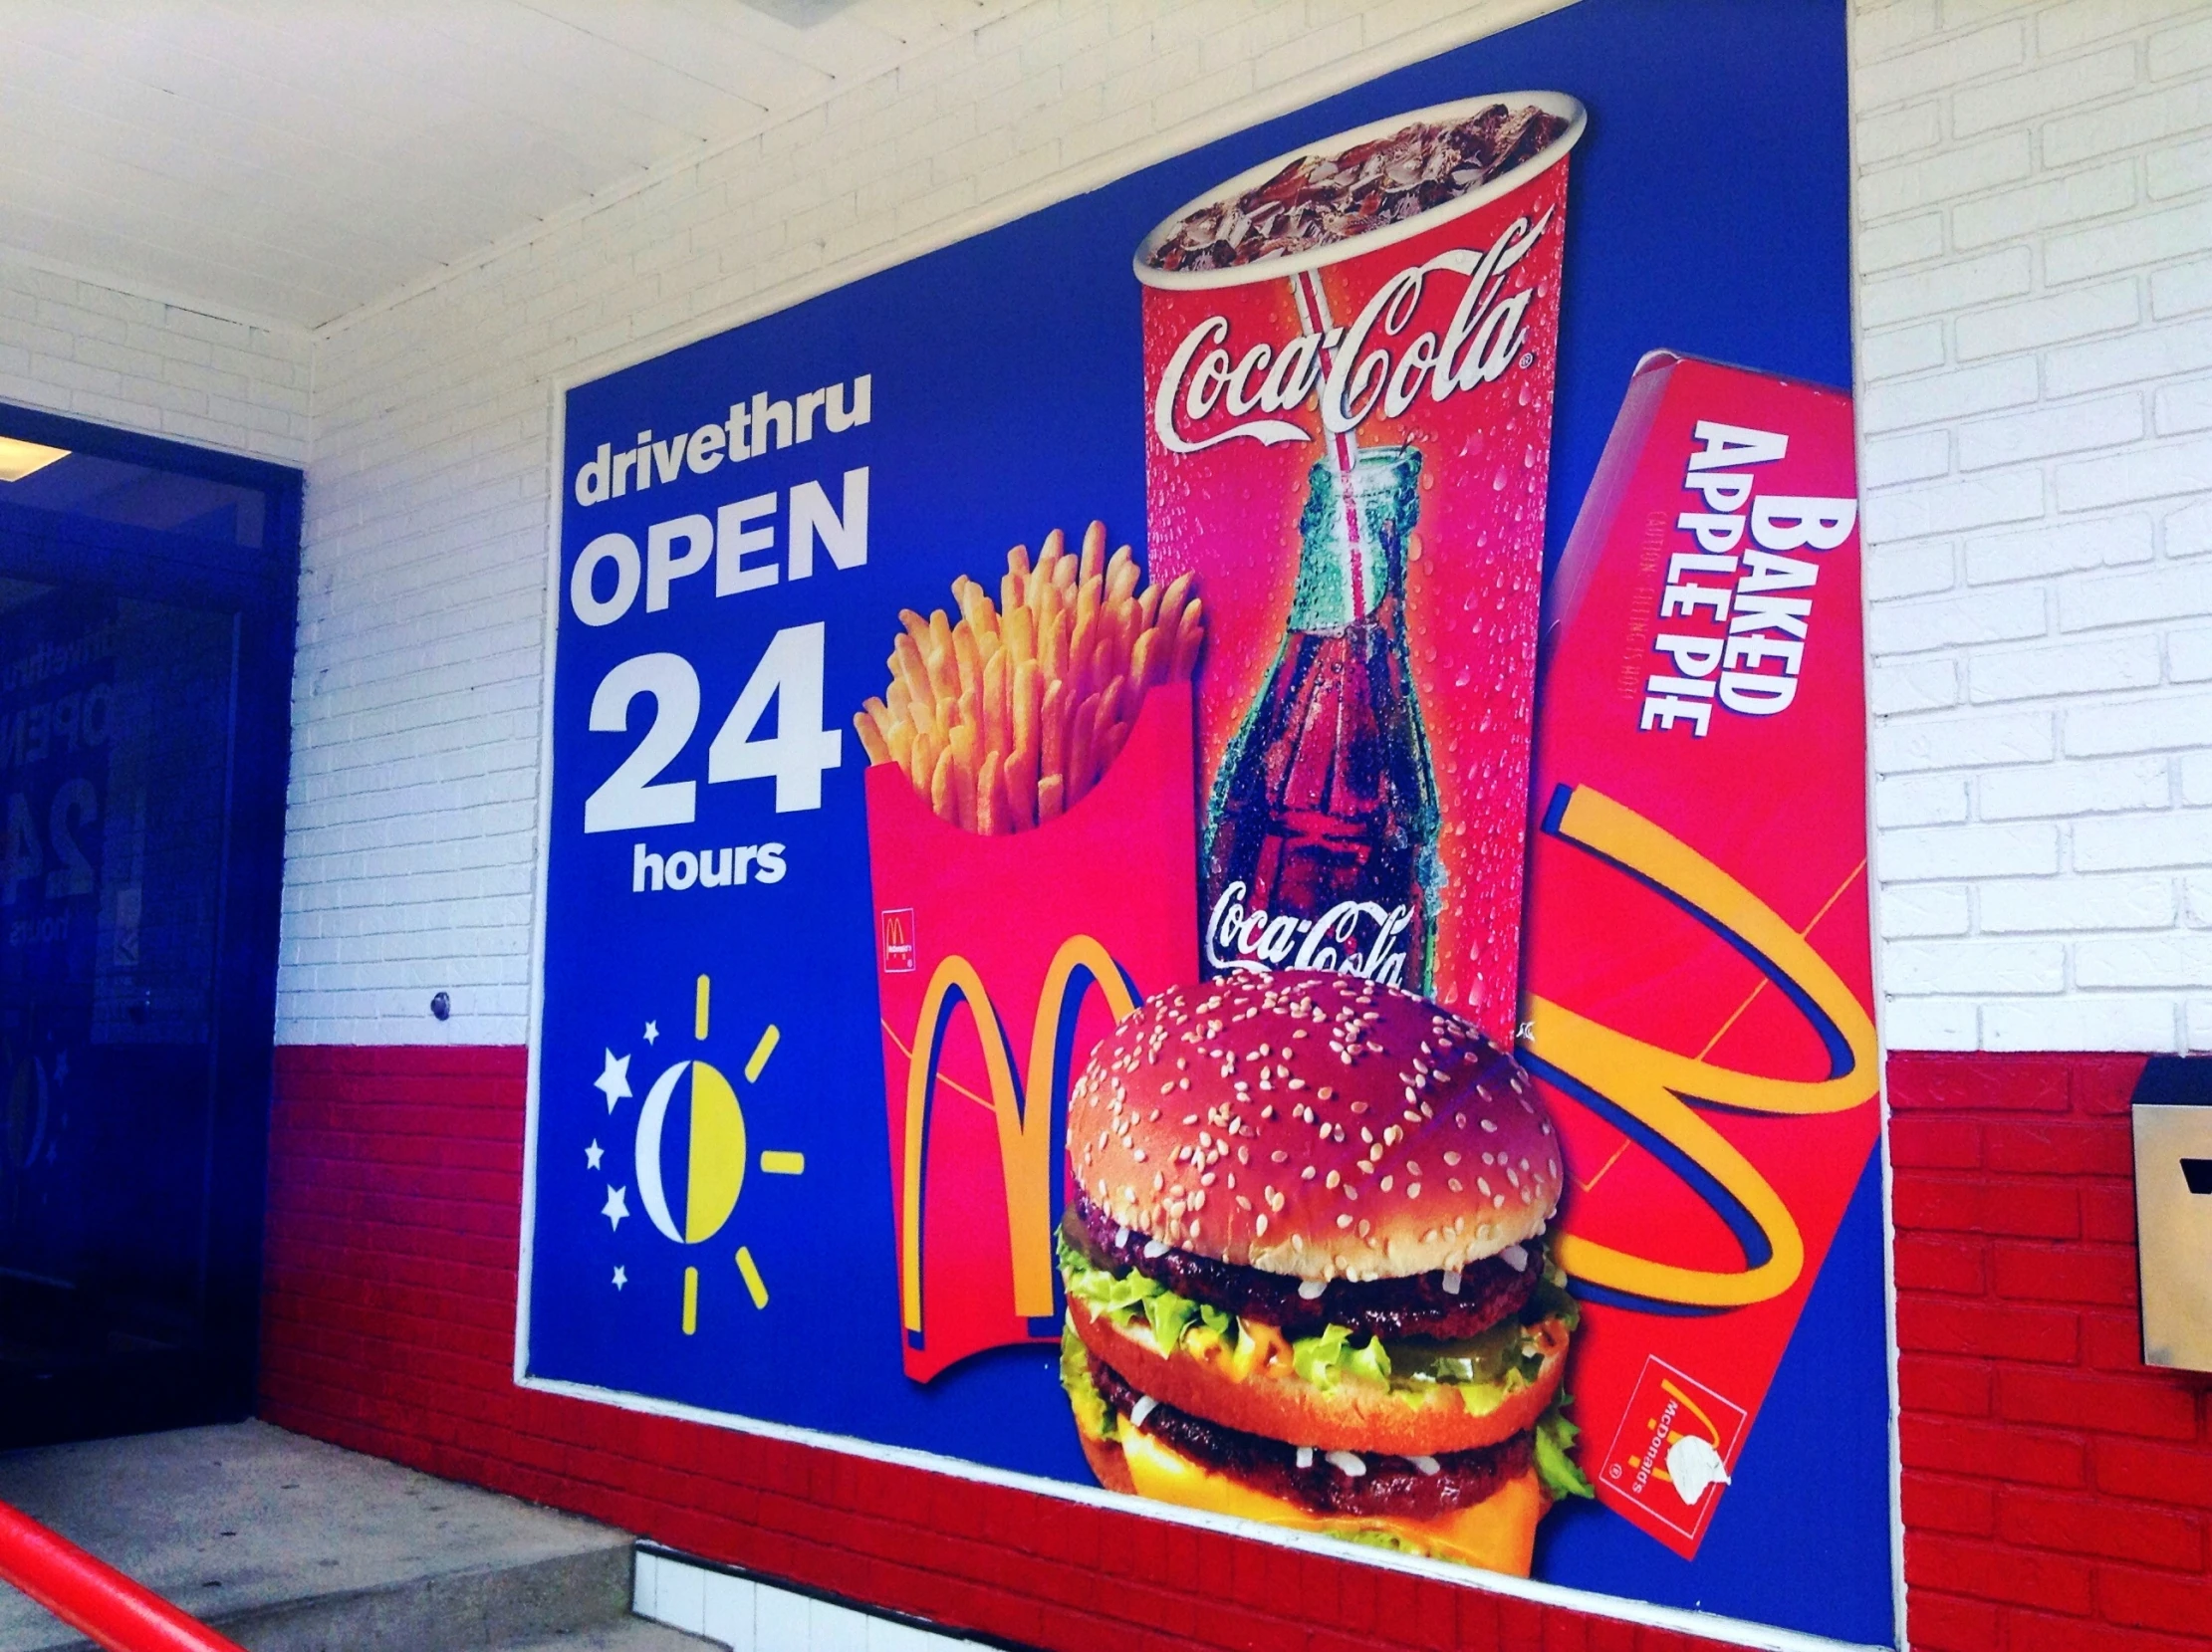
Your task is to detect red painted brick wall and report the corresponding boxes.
[260,1045,2212,1651]
[1888,1051,2212,1652]
[259,1045,1738,1652]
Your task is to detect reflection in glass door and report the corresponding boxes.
[0,407,296,1446]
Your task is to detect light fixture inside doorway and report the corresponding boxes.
[0,437,68,483]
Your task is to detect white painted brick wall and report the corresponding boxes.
[280,0,1566,1045]
[0,255,309,463]
[1856,0,2212,1053]
[262,0,2212,1054]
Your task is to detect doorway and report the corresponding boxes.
[0,404,297,1447]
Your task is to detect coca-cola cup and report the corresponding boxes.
[1135,91,1584,1046]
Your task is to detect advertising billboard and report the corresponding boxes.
[520,2,1891,1645]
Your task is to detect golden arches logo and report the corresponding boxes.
[899,935,1138,1339]
[1635,1378,1724,1486]
[1527,786,1877,1309]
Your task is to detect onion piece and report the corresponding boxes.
[1295,1446,1315,1469]
[1500,1243,1529,1273]
[1440,1269,1461,1296]
[1297,1279,1328,1300]
[1115,1225,1130,1249]
[1128,1395,1156,1427]
[1143,1238,1169,1260]
[1326,1451,1367,1478]
[1410,1455,1441,1477]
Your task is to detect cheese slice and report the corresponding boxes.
[1114,1426,1544,1577]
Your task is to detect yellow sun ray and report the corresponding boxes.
[745,1024,779,1082]
[735,1247,769,1308]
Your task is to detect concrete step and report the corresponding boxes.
[495,1622,722,1651]
[0,1420,659,1652]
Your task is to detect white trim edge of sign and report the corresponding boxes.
[523,1366,1888,1652]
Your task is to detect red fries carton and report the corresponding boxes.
[868,685,1199,1383]
[1523,353,1879,1557]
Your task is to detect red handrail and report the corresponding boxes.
[0,1498,246,1652]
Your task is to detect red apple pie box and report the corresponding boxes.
[1520,352,1879,1557]
[865,683,1200,1384]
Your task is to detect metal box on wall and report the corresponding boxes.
[2134,1092,2212,1373]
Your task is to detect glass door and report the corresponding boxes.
[0,407,296,1446]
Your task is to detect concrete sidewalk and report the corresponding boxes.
[0,1421,717,1652]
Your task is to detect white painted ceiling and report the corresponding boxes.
[0,0,1004,330]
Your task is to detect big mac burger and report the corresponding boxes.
[1058,970,1590,1575]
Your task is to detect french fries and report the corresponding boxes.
[854,522,1205,832]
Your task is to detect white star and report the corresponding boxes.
[602,1185,629,1231]
[612,1266,627,1290]
[643,1020,659,1045]
[594,1050,631,1113]
[585,1140,604,1171]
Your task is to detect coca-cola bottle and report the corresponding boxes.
[1202,445,1441,991]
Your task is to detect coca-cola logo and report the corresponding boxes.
[1205,881,1413,986]
[1153,209,1554,456]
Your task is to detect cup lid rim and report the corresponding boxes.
[1131,91,1586,292]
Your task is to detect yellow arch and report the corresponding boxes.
[900,936,1138,1339]
[1530,787,1878,1309]
[900,957,1021,1335]
[1008,936,1138,1316]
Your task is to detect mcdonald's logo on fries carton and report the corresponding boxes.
[1523,354,1876,1558]
[1597,1356,1749,1546]
[865,683,1199,1384]
[880,907,916,974]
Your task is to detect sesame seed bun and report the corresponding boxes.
[1068,971,1562,1284]
[1078,1429,1138,1497]
[1067,1295,1566,1456]
[1071,1376,1550,1576]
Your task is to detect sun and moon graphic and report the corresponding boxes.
[587,974,804,1334]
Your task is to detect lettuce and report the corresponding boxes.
[1059,1229,1242,1356]
[1060,1229,1248,1362]
[1141,1288,1201,1352]
[1334,1527,1423,1555]
[1059,1319,1115,1441]
[1534,1393,1595,1501]
[1289,1321,1391,1388]
[1290,1322,1349,1387]
[1059,1231,1161,1326]
[1188,1300,1236,1361]
[1342,1333,1393,1384]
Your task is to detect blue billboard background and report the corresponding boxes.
[527,2,1891,1642]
